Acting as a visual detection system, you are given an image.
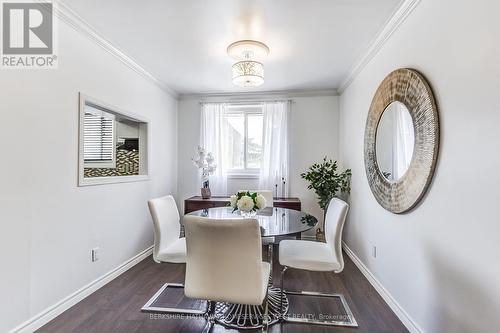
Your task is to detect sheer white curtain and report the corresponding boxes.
[259,101,290,197]
[201,103,229,196]
[392,104,414,179]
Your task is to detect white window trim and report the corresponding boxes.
[227,172,260,179]
[78,93,150,187]
[226,104,263,177]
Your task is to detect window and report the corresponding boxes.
[83,105,115,168]
[225,105,263,175]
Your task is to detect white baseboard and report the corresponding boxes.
[9,246,154,333]
[342,241,423,333]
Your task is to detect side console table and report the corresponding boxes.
[184,196,301,214]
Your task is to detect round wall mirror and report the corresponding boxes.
[375,101,415,182]
[364,68,439,214]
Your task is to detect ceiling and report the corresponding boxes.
[63,0,402,95]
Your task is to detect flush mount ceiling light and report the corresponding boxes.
[227,40,269,87]
[232,61,264,87]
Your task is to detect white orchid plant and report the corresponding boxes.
[229,191,267,213]
[192,146,216,187]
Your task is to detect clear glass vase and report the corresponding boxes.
[200,179,211,199]
[239,210,257,218]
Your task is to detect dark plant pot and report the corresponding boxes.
[201,187,211,199]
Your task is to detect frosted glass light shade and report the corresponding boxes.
[232,61,264,87]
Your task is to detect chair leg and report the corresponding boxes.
[142,285,220,333]
[268,243,274,282]
[262,290,270,332]
[281,269,358,327]
[280,266,288,318]
[141,283,208,315]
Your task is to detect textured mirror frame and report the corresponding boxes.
[364,68,439,213]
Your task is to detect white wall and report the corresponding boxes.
[0,17,178,333]
[116,120,140,138]
[338,0,500,332]
[177,95,340,233]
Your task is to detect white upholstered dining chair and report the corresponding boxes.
[142,195,206,315]
[256,190,274,206]
[148,195,186,263]
[240,189,275,247]
[278,198,358,327]
[184,215,271,332]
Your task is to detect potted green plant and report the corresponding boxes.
[301,157,351,240]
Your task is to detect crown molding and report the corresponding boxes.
[43,0,419,100]
[337,0,421,94]
[179,88,338,101]
[48,1,178,99]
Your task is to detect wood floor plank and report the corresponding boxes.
[37,247,407,333]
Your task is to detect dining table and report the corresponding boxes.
[185,206,318,329]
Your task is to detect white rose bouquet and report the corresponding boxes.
[229,191,267,214]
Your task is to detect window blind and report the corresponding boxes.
[83,113,114,162]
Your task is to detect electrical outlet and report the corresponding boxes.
[372,246,377,258]
[91,247,100,262]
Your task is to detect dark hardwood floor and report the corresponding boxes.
[37,247,408,333]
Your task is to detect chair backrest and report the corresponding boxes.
[183,215,266,305]
[239,190,274,207]
[148,195,180,263]
[324,198,349,273]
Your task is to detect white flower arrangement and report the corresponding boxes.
[192,146,217,184]
[229,191,267,213]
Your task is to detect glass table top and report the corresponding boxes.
[185,207,318,237]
